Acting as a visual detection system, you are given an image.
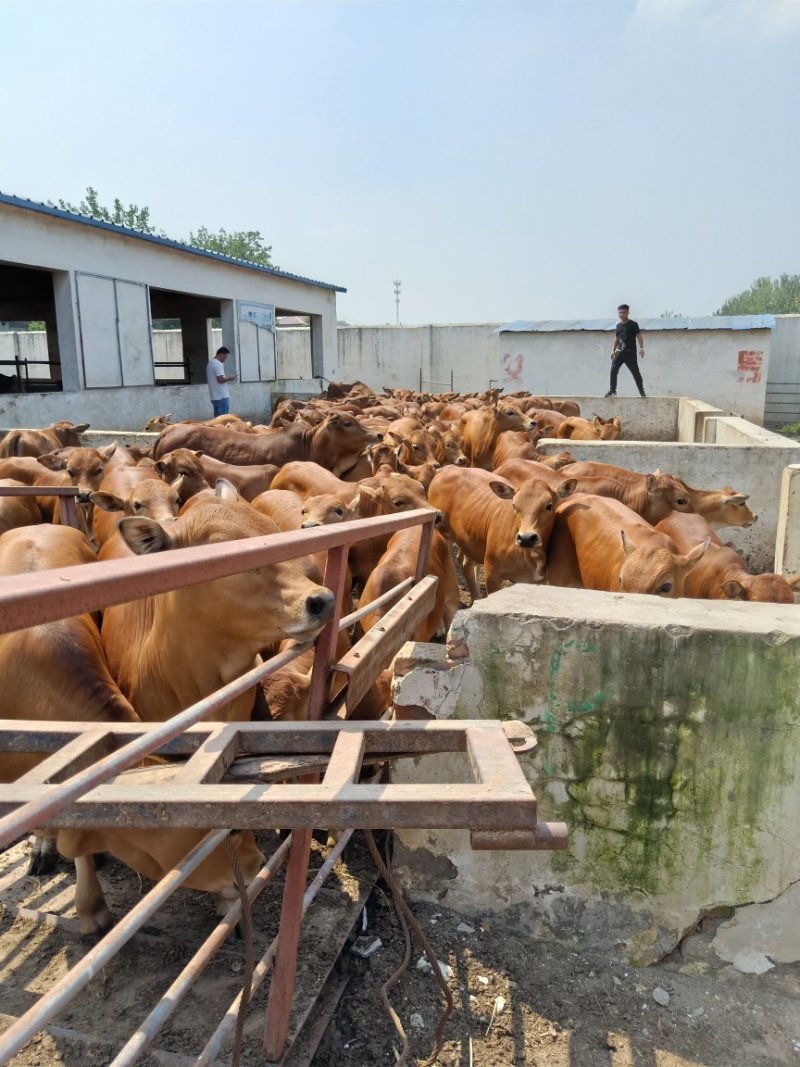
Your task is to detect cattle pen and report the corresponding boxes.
[0,504,564,1065]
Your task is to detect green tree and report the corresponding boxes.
[660,310,683,318]
[716,274,800,315]
[188,226,273,266]
[50,186,158,233]
[47,187,275,264]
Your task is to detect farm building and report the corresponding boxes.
[0,192,343,425]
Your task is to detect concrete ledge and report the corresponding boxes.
[677,397,724,442]
[391,585,800,963]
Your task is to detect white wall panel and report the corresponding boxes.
[116,280,153,386]
[76,273,121,388]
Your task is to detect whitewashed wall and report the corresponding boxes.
[765,315,800,428]
[336,324,500,393]
[499,327,771,424]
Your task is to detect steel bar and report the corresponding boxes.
[13,730,113,785]
[307,546,350,722]
[337,576,413,630]
[414,519,434,584]
[0,486,79,496]
[110,833,293,1067]
[196,830,354,1067]
[0,641,313,850]
[263,827,314,1060]
[0,509,436,635]
[0,829,229,1066]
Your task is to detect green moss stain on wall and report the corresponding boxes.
[468,620,800,901]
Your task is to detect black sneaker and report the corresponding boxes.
[639,391,647,398]
[604,390,616,398]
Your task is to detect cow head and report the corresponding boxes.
[490,477,577,575]
[300,494,349,528]
[720,573,797,604]
[619,531,708,596]
[90,478,180,526]
[37,444,117,502]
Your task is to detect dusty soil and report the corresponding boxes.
[316,889,800,1066]
[1,833,800,1065]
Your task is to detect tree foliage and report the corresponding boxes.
[188,226,273,266]
[716,274,800,316]
[48,187,274,265]
[50,186,158,233]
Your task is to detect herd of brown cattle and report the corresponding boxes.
[0,383,795,936]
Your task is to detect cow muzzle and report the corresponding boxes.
[306,590,336,622]
[456,456,468,466]
[301,521,320,529]
[434,510,445,527]
[77,491,92,505]
[516,531,540,548]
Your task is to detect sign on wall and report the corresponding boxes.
[238,301,275,332]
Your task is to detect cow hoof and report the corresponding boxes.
[79,908,113,943]
[27,837,59,877]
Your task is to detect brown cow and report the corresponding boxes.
[36,444,117,536]
[154,413,380,476]
[90,466,180,548]
[0,480,42,535]
[0,421,89,458]
[100,499,336,721]
[429,466,576,599]
[271,461,360,504]
[548,494,707,596]
[358,527,460,641]
[560,462,757,528]
[556,416,622,441]
[153,448,279,502]
[458,403,537,470]
[655,513,799,603]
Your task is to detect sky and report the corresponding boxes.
[1,0,799,325]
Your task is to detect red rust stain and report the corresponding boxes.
[503,352,524,384]
[737,350,763,384]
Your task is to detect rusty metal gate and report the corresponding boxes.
[0,505,566,1064]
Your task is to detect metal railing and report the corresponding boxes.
[0,505,437,1064]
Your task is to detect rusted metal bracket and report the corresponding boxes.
[0,719,566,850]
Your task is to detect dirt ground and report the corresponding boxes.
[1,835,800,1066]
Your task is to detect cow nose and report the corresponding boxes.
[306,590,335,620]
[456,456,467,466]
[434,510,445,527]
[301,521,320,529]
[516,531,540,547]
[77,491,92,504]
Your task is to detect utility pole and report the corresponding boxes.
[393,279,401,325]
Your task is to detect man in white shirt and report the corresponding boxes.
[206,346,237,416]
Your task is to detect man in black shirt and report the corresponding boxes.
[605,304,646,397]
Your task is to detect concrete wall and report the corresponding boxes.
[538,435,800,571]
[499,328,771,424]
[391,586,800,964]
[337,324,500,394]
[676,397,724,443]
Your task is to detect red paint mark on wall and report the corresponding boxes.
[503,352,524,385]
[737,350,763,385]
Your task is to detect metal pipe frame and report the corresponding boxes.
[0,829,229,1065]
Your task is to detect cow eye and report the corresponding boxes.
[344,420,354,427]
[676,497,688,506]
[66,469,74,477]
[545,503,553,511]
[393,499,404,508]
[301,508,308,516]
[659,582,673,594]
[132,501,142,511]
[334,507,344,516]
[95,467,103,476]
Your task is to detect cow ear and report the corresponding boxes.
[645,474,658,493]
[358,485,380,501]
[214,478,240,501]
[100,443,117,462]
[787,575,800,589]
[593,415,602,426]
[488,480,514,500]
[118,517,172,555]
[73,423,90,434]
[557,478,577,499]
[154,459,168,475]
[194,450,204,459]
[37,452,65,471]
[327,412,341,425]
[613,417,621,428]
[721,579,747,600]
[385,431,402,444]
[89,491,125,513]
[652,467,662,477]
[683,536,710,570]
[725,493,749,504]
[620,530,637,557]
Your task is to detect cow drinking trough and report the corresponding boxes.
[0,505,565,1064]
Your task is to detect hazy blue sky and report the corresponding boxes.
[2,0,799,324]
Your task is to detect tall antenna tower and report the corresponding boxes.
[393,279,401,325]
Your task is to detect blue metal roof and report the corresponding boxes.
[498,315,775,333]
[0,191,346,293]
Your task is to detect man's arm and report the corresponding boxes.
[637,329,645,360]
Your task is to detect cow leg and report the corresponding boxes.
[73,854,113,941]
[483,562,502,595]
[27,831,59,876]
